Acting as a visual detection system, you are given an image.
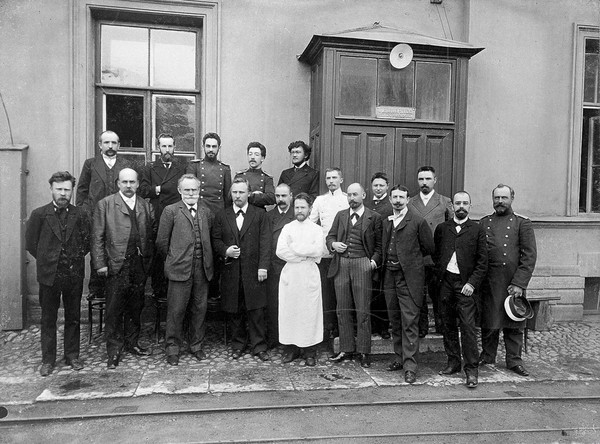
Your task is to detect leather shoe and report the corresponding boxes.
[40,363,54,377]
[66,358,84,371]
[510,364,530,377]
[358,353,371,368]
[107,355,119,369]
[282,351,299,363]
[192,350,206,361]
[387,361,403,372]
[305,357,316,367]
[439,365,461,375]
[405,370,417,384]
[231,349,244,359]
[127,345,151,356]
[478,358,493,366]
[329,351,353,362]
[466,374,478,388]
[380,331,391,340]
[256,351,270,361]
[166,355,179,366]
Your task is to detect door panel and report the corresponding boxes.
[394,128,454,197]
[333,125,394,189]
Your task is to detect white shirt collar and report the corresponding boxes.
[350,206,365,218]
[390,207,408,219]
[420,190,434,203]
[102,154,116,167]
[278,206,289,214]
[234,203,249,214]
[329,188,344,196]
[119,191,136,209]
[185,202,197,211]
[454,216,468,225]
[294,162,307,169]
[373,193,388,201]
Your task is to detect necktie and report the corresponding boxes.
[351,212,359,225]
[190,207,196,218]
[164,162,171,169]
[236,209,244,230]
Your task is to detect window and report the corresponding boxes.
[570,25,600,215]
[337,55,453,122]
[97,23,201,168]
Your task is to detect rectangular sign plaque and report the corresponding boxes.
[376,106,416,120]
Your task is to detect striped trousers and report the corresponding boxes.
[334,256,372,354]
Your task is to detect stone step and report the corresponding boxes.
[333,333,444,355]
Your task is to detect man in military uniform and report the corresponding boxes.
[479,184,537,377]
[234,142,275,209]
[186,132,232,215]
[278,141,319,200]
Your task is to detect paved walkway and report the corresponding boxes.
[1,320,599,405]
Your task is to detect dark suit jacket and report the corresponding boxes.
[278,164,319,199]
[213,204,271,312]
[266,206,295,275]
[25,203,90,286]
[365,196,393,218]
[433,218,488,290]
[156,201,215,282]
[325,207,383,279]
[139,158,187,221]
[382,208,434,305]
[76,156,131,215]
[91,193,155,275]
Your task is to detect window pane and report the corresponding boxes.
[377,60,414,107]
[153,95,196,152]
[339,56,377,117]
[118,152,147,172]
[150,30,197,89]
[584,38,600,103]
[415,62,451,121]
[101,25,149,86]
[580,111,600,212]
[105,94,144,149]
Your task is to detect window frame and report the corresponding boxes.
[72,0,220,171]
[569,24,600,216]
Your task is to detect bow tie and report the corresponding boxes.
[351,213,359,221]
[236,210,245,217]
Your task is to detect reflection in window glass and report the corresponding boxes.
[105,94,144,148]
[151,30,197,89]
[580,112,600,213]
[377,60,414,108]
[339,56,377,117]
[584,38,600,103]
[415,62,451,121]
[101,25,149,86]
[153,95,196,152]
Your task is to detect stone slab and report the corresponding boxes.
[209,364,294,393]
[136,368,209,396]
[289,362,376,390]
[0,376,46,405]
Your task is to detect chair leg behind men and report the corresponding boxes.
[87,295,106,343]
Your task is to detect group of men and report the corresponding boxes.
[26,130,537,389]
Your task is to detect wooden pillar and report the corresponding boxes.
[0,144,28,330]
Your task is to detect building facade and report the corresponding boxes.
[0,0,598,328]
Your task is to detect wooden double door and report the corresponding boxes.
[332,124,456,198]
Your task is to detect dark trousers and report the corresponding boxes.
[419,265,443,335]
[384,267,421,372]
[39,275,83,364]
[266,270,281,347]
[439,272,479,375]
[150,250,167,299]
[165,257,209,356]
[88,262,106,298]
[318,258,338,337]
[334,256,372,354]
[284,344,317,359]
[230,282,267,354]
[105,257,146,357]
[370,279,389,335]
[480,327,524,368]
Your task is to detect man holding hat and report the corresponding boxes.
[479,184,537,376]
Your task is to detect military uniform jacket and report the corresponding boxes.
[480,209,537,329]
[139,158,187,220]
[91,193,155,276]
[156,201,214,282]
[25,203,90,286]
[365,195,393,218]
[76,156,131,216]
[234,168,275,208]
[212,205,272,312]
[433,218,488,290]
[186,159,232,215]
[278,164,319,200]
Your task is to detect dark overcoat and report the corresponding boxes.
[76,156,131,215]
[212,205,271,312]
[325,207,383,279]
[91,193,155,275]
[266,206,295,275]
[139,158,187,221]
[381,209,434,306]
[278,164,319,200]
[479,210,537,329]
[25,203,90,286]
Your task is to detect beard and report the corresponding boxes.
[455,209,468,220]
[494,203,510,215]
[349,200,361,209]
[295,213,307,222]
[54,197,69,208]
[161,152,174,162]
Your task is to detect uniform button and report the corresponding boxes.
[219,182,222,185]
[507,227,510,229]
[510,218,513,221]
[503,253,507,256]
[202,174,205,176]
[502,262,506,265]
[503,244,507,247]
[487,227,490,229]
[505,235,508,237]
[200,196,204,199]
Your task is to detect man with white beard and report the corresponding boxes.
[276,192,324,366]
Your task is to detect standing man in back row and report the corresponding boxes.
[408,166,452,337]
[278,141,319,200]
[235,142,275,209]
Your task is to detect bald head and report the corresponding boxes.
[118,168,139,198]
[346,183,366,210]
